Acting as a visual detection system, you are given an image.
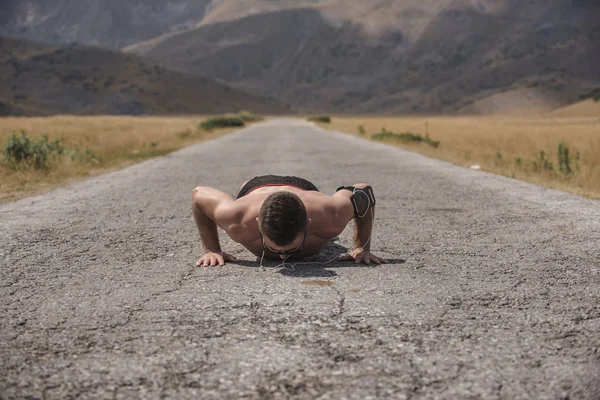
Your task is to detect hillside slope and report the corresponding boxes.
[0,36,287,116]
[128,0,600,114]
[0,0,212,49]
[3,0,599,114]
[548,99,600,118]
[373,0,600,114]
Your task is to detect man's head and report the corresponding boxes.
[258,191,307,247]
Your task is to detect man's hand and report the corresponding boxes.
[195,251,238,267]
[338,248,388,265]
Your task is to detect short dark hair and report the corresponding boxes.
[259,192,307,246]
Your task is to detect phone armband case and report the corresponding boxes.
[336,185,376,218]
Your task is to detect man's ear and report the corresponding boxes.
[307,218,312,225]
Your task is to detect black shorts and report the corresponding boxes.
[236,175,319,199]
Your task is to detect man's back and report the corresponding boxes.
[225,186,343,258]
[192,175,386,266]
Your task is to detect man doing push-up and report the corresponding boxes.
[192,175,387,266]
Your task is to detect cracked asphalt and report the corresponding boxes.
[1,118,599,399]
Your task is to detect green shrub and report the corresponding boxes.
[515,156,523,167]
[423,135,440,148]
[371,129,440,148]
[237,111,264,122]
[358,125,366,135]
[65,145,98,164]
[200,116,245,130]
[532,150,554,172]
[3,131,63,170]
[558,142,572,174]
[3,130,99,170]
[308,116,331,123]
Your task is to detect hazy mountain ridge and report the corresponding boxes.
[0,0,213,49]
[0,35,286,116]
[2,0,599,114]
[129,9,394,107]
[129,0,600,113]
[372,0,600,113]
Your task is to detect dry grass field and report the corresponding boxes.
[0,116,237,203]
[2,109,599,204]
[324,108,600,200]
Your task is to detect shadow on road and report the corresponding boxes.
[274,257,406,277]
[228,241,405,277]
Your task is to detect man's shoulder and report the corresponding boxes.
[222,196,261,229]
[301,192,353,239]
[296,190,332,206]
[232,193,262,215]
[217,200,259,243]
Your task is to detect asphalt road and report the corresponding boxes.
[1,119,599,399]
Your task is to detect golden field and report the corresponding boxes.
[0,115,235,203]
[1,107,599,204]
[324,107,600,200]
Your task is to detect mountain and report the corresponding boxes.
[0,0,212,49]
[126,0,600,113]
[3,0,600,114]
[0,36,287,116]
[549,99,600,118]
[0,0,448,48]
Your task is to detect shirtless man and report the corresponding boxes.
[192,175,387,266]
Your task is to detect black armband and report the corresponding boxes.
[336,185,376,218]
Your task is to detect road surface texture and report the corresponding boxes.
[1,119,599,399]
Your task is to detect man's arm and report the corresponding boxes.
[191,186,241,266]
[327,183,387,265]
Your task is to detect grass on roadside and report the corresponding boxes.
[199,111,265,130]
[321,116,600,200]
[200,116,245,130]
[0,115,248,203]
[308,115,331,123]
[371,129,440,148]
